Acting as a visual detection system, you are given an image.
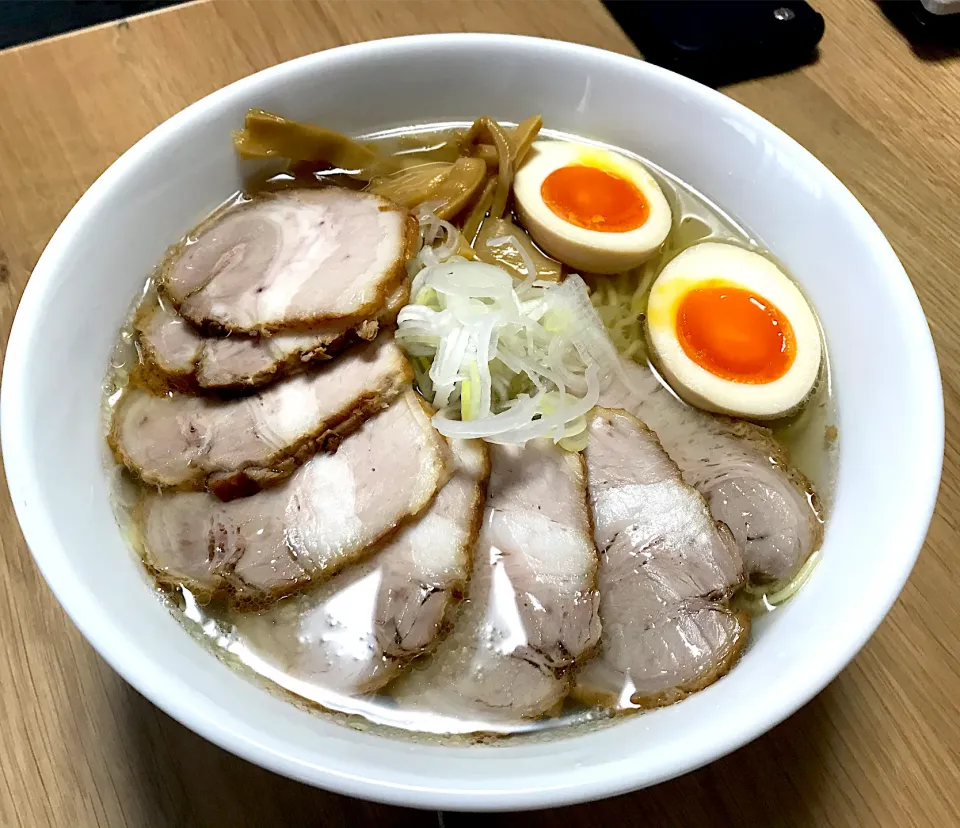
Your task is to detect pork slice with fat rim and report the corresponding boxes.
[604,359,822,583]
[111,335,411,498]
[391,439,600,728]
[137,391,450,608]
[232,439,489,695]
[161,189,417,334]
[573,408,748,710]
[136,282,408,391]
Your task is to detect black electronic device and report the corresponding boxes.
[879,0,960,54]
[603,0,826,86]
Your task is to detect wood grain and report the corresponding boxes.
[0,1,957,825]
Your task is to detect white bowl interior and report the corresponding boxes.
[1,36,942,810]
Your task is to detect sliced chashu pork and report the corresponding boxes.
[392,440,600,726]
[373,438,489,659]
[111,335,410,498]
[161,189,417,334]
[136,282,409,391]
[137,391,449,607]
[573,409,748,710]
[233,439,488,695]
[557,275,823,583]
[605,359,821,583]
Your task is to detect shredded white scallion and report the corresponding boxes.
[396,212,599,446]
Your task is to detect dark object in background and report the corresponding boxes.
[878,0,960,58]
[0,1,185,50]
[603,0,825,87]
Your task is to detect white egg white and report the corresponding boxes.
[646,242,822,420]
[513,141,672,274]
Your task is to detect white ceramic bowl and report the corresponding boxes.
[1,35,943,811]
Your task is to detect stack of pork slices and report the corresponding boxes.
[110,186,823,728]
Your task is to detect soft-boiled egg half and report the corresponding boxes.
[646,242,822,420]
[513,141,672,274]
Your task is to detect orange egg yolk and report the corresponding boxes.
[540,164,649,232]
[675,284,795,384]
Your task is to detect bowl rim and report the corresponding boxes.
[0,33,944,811]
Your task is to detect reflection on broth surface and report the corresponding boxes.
[103,119,837,740]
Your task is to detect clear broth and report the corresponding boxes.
[104,123,838,741]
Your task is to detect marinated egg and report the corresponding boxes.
[513,141,672,274]
[646,242,822,420]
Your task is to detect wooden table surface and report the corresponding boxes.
[0,1,958,825]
